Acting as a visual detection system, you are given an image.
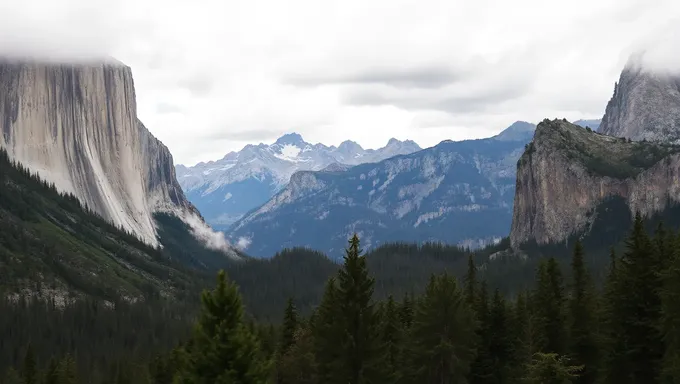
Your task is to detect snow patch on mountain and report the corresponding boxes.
[176,133,422,228]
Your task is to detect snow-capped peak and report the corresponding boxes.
[275,132,306,147]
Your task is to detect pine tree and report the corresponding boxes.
[280,298,298,356]
[278,326,318,384]
[523,353,583,384]
[489,289,513,383]
[44,358,59,384]
[510,290,534,381]
[57,355,78,384]
[567,240,599,384]
[398,294,414,329]
[464,254,478,307]
[410,273,477,384]
[379,296,402,383]
[533,258,566,355]
[176,270,271,384]
[333,234,382,384]
[469,281,493,384]
[21,343,36,384]
[312,277,342,384]
[610,213,663,383]
[661,227,680,382]
[600,248,628,384]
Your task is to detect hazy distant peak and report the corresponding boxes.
[493,121,536,141]
[275,132,306,146]
[338,140,363,152]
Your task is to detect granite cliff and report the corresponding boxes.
[0,59,230,251]
[510,119,680,246]
[599,54,680,141]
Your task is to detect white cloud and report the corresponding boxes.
[1,0,679,165]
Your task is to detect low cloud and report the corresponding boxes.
[181,212,241,259]
[285,65,461,89]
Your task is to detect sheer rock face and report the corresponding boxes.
[598,56,680,142]
[0,60,198,247]
[510,119,680,246]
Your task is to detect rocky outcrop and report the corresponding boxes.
[598,54,680,141]
[510,119,680,246]
[0,59,217,249]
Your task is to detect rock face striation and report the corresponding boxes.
[0,59,220,249]
[227,122,536,258]
[598,54,680,141]
[510,119,680,246]
[175,133,421,230]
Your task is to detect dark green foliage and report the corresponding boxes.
[408,273,477,383]
[533,258,567,355]
[567,241,599,384]
[378,296,402,383]
[20,344,36,384]
[176,270,271,383]
[312,234,383,384]
[523,353,583,384]
[280,298,298,356]
[603,214,664,383]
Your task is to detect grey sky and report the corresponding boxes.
[0,0,679,166]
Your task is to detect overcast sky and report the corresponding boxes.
[1,0,679,166]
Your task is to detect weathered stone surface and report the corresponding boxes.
[0,59,203,247]
[599,54,680,142]
[510,119,680,246]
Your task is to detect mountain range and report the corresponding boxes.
[175,133,421,229]
[226,121,538,258]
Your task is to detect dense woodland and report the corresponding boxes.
[4,212,680,383]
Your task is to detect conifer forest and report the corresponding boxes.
[3,213,680,383]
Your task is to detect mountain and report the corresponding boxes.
[574,119,601,130]
[0,147,213,303]
[510,118,680,246]
[598,53,680,141]
[227,122,536,258]
[0,59,232,254]
[175,133,421,229]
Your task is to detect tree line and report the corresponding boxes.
[6,212,680,383]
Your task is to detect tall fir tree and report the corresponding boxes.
[312,277,342,384]
[489,289,513,384]
[609,213,663,383]
[176,270,271,384]
[469,281,493,384]
[464,254,478,307]
[334,234,382,384]
[533,258,566,355]
[20,343,36,384]
[410,273,477,384]
[379,296,402,384]
[660,227,680,381]
[44,357,59,384]
[57,355,78,384]
[280,298,298,356]
[567,240,599,384]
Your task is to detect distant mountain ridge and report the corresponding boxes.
[227,122,538,258]
[175,134,421,229]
